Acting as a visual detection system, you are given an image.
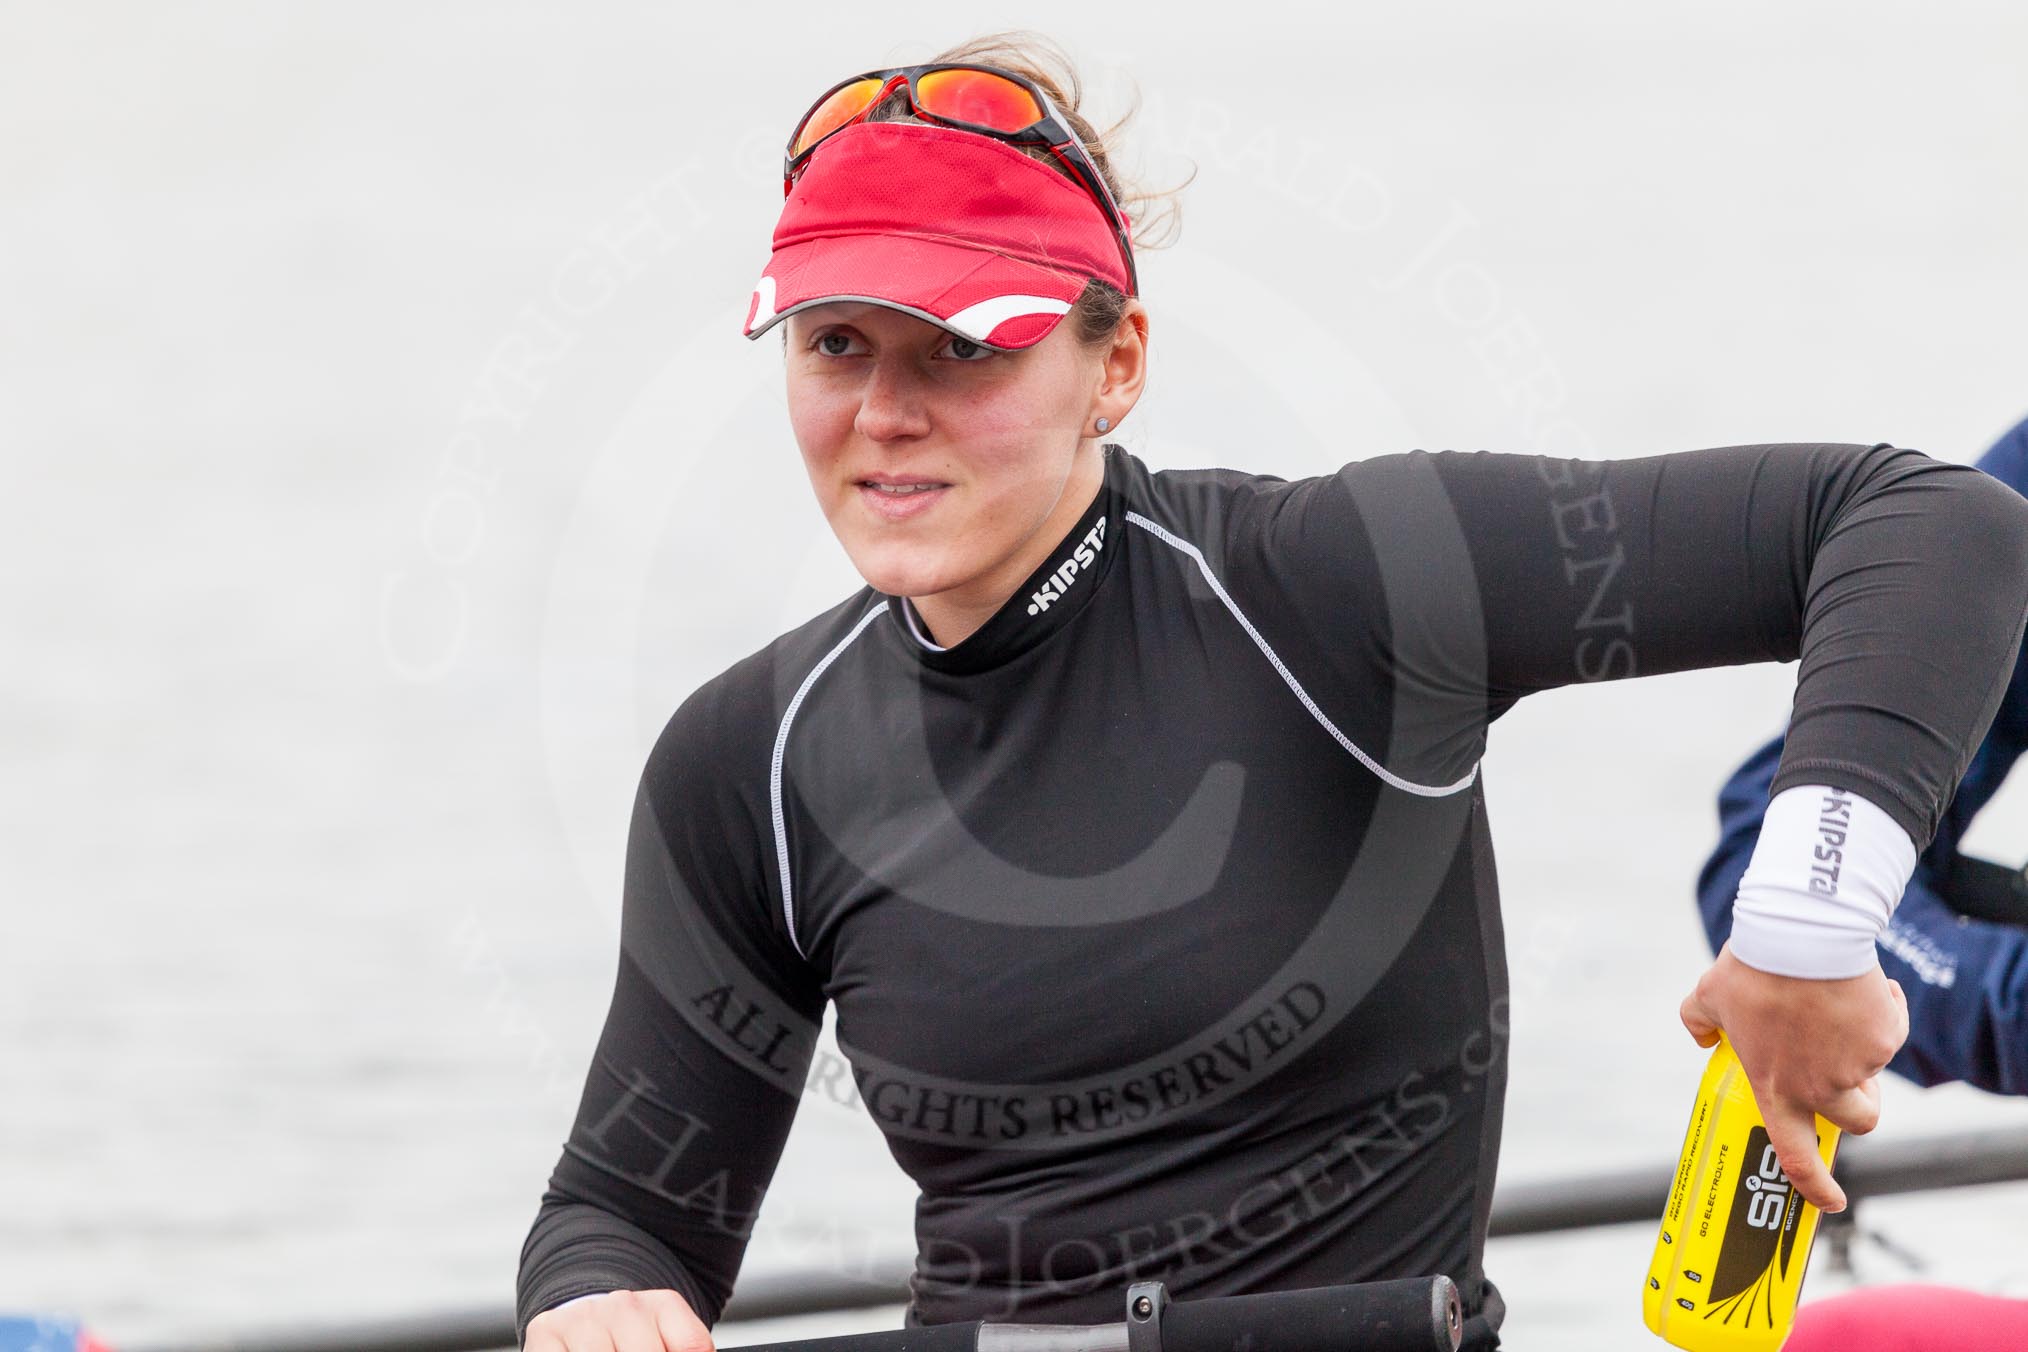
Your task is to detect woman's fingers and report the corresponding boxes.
[1679,946,1911,1212]
[1757,1092,1846,1213]
[566,1325,619,1352]
[652,1292,717,1352]
[524,1295,606,1352]
[522,1308,588,1352]
[1816,1076,1883,1137]
[605,1292,673,1352]
[525,1291,711,1352]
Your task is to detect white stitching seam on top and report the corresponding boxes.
[1124,511,1479,799]
[899,596,948,652]
[771,604,889,958]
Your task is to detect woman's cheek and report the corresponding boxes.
[963,384,1052,445]
[785,369,855,449]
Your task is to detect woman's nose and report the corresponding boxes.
[853,356,931,443]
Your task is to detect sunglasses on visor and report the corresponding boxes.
[783,62,1139,297]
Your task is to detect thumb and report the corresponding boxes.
[1678,987,1721,1048]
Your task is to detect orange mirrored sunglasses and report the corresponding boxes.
[783,63,1137,296]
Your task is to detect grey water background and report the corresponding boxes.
[4,3,2026,1348]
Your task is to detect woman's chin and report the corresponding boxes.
[845,540,967,600]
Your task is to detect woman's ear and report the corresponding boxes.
[1092,303,1149,432]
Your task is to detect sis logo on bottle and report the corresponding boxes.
[1643,1035,1839,1351]
[1704,1128,1811,1327]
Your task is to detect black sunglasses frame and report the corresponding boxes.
[782,62,1139,298]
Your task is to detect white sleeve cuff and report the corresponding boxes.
[1727,783,1917,979]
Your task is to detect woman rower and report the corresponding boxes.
[516,32,2028,1352]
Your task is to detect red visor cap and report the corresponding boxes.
[743,120,1133,352]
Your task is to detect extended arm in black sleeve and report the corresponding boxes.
[516,673,828,1342]
[1267,443,2028,850]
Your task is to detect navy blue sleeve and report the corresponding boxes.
[1974,415,2028,496]
[1876,871,2028,1094]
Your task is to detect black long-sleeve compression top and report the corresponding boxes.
[516,443,2028,1350]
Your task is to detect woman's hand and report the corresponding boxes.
[524,1289,716,1352]
[1678,942,1909,1213]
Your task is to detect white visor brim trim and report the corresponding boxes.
[743,288,1073,352]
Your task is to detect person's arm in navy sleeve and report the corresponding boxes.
[1973,413,2028,490]
[1875,873,2028,1095]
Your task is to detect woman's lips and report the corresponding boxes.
[855,478,951,521]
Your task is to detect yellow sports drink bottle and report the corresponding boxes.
[1641,1033,1842,1350]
